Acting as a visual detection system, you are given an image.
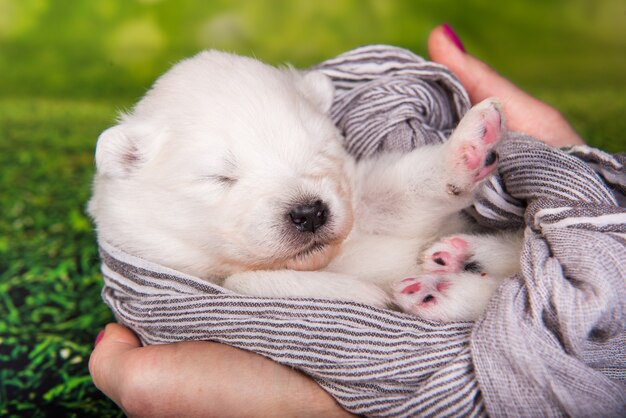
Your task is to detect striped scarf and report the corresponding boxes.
[99,46,626,417]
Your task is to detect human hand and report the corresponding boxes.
[428,24,585,147]
[89,323,355,418]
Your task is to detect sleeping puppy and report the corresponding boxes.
[89,50,521,322]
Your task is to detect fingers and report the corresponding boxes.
[428,24,585,146]
[428,24,528,106]
[88,325,354,417]
[89,323,141,406]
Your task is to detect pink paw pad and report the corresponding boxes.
[436,281,451,292]
[449,237,468,250]
[451,100,503,187]
[463,145,483,171]
[393,274,454,318]
[473,108,501,178]
[482,108,502,145]
[401,281,422,294]
[423,236,469,274]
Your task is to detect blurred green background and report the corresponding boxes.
[1,0,625,416]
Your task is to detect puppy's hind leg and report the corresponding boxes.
[421,231,523,279]
[391,230,523,322]
[392,271,503,322]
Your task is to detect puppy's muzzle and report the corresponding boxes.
[289,200,328,233]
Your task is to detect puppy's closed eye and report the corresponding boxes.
[202,174,238,187]
[201,153,239,187]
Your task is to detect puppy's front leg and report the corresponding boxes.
[223,270,391,308]
[355,98,504,237]
[442,98,504,194]
[409,97,504,208]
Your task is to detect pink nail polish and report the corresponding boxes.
[95,330,105,346]
[442,23,466,53]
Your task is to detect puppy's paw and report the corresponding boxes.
[392,275,454,321]
[445,98,504,196]
[421,235,485,276]
[392,271,502,322]
[393,276,449,304]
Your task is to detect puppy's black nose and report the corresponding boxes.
[289,200,328,233]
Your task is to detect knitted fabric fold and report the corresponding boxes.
[99,45,626,417]
[314,45,470,159]
[469,134,626,417]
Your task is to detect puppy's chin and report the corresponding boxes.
[284,211,354,271]
[216,241,342,274]
[222,213,354,273]
[284,242,342,271]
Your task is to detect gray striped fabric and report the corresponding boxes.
[99,46,626,417]
[314,45,470,159]
[470,134,626,417]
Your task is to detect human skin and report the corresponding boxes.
[429,24,585,147]
[89,323,355,418]
[89,24,586,418]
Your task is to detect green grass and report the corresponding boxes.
[541,88,626,153]
[0,99,123,417]
[1,0,625,416]
[1,86,624,418]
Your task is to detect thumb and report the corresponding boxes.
[428,24,526,106]
[89,323,141,404]
[428,24,584,146]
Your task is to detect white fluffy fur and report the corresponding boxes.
[89,51,521,322]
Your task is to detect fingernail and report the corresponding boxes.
[95,330,105,346]
[442,23,465,53]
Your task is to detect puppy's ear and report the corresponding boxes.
[94,124,153,178]
[298,71,335,114]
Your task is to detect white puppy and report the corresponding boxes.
[89,51,521,322]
